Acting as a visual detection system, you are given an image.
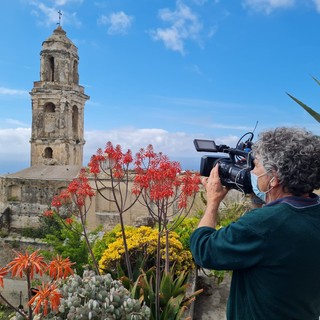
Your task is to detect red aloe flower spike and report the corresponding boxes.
[47,255,75,280]
[0,266,8,288]
[8,250,47,280]
[28,282,62,316]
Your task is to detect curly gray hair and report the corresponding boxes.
[252,127,320,196]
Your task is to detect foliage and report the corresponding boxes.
[31,142,200,320]
[17,214,61,239]
[41,270,151,320]
[50,168,100,274]
[169,215,202,251]
[88,141,200,320]
[42,214,89,275]
[131,268,201,320]
[91,225,134,266]
[217,201,248,227]
[0,304,14,320]
[131,147,200,319]
[287,76,320,123]
[99,226,194,280]
[89,142,145,280]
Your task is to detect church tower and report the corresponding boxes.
[30,26,89,167]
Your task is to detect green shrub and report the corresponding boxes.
[41,215,89,275]
[0,304,14,320]
[169,215,201,250]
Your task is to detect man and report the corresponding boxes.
[190,127,320,320]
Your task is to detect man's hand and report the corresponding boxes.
[202,164,229,205]
[197,164,229,228]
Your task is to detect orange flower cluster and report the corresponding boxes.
[50,168,95,226]
[2,250,74,316]
[8,250,47,279]
[178,171,201,208]
[0,266,8,288]
[133,149,200,208]
[28,282,62,316]
[89,141,134,179]
[47,255,75,280]
[68,168,95,207]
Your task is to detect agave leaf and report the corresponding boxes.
[287,93,320,123]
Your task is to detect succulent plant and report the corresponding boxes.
[41,270,150,319]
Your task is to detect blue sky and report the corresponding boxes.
[0,0,320,174]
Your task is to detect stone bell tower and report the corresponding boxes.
[30,26,89,167]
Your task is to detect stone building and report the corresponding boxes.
[0,26,150,233]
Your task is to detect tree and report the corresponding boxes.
[132,147,200,319]
[50,168,99,274]
[88,142,145,280]
[89,142,200,320]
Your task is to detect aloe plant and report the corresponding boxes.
[131,268,202,320]
[287,76,320,123]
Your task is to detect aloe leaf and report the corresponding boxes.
[287,93,320,123]
[159,273,173,304]
[312,76,320,87]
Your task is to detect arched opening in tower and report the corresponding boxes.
[73,60,79,84]
[72,105,79,140]
[49,56,55,81]
[44,147,53,159]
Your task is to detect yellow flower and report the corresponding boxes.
[98,226,194,276]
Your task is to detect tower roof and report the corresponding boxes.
[42,26,78,54]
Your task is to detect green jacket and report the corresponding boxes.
[190,195,320,320]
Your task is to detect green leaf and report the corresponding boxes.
[312,76,320,87]
[160,295,185,320]
[159,272,173,304]
[287,93,320,123]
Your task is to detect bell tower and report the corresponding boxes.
[30,26,89,167]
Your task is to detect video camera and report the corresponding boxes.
[193,132,255,194]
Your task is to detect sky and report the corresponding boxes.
[0,0,320,174]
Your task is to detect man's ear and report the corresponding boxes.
[270,175,280,187]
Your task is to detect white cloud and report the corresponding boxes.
[0,128,30,157]
[29,1,81,27]
[84,127,196,158]
[0,126,241,173]
[0,87,28,96]
[5,119,29,127]
[312,0,320,12]
[242,0,295,14]
[83,127,240,168]
[98,11,134,35]
[52,0,83,5]
[150,0,203,54]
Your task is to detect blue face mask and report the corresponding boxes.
[250,172,266,202]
